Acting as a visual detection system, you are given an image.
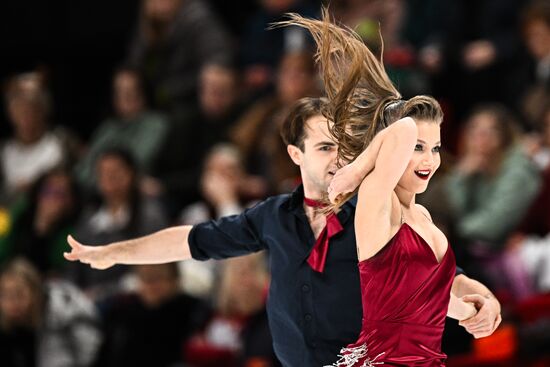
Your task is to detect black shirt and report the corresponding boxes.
[188,185,463,367]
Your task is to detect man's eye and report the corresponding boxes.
[320,146,332,151]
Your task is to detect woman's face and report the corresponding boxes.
[136,265,178,308]
[8,98,46,143]
[0,275,34,324]
[113,72,144,120]
[397,120,441,194]
[97,156,134,201]
[277,54,316,105]
[524,19,550,60]
[465,112,502,156]
[223,256,266,308]
[37,174,73,219]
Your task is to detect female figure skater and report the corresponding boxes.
[281,10,477,367]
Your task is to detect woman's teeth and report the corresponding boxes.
[414,170,430,179]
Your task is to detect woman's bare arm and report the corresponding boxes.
[329,118,416,203]
[352,117,418,261]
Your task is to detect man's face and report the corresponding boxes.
[288,114,338,196]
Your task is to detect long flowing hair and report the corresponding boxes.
[274,8,402,163]
[274,9,443,210]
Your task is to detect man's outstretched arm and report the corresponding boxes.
[64,226,193,269]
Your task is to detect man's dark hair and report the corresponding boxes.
[280,97,328,151]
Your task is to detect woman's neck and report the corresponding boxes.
[394,186,415,209]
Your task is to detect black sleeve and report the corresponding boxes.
[188,199,274,260]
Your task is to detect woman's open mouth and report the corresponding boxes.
[414,170,431,180]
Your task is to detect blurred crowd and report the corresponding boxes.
[0,0,549,366]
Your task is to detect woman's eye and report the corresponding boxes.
[432,146,441,153]
[414,144,423,151]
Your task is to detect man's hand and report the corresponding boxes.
[459,294,502,338]
[64,235,116,270]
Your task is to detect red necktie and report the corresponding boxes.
[304,197,344,273]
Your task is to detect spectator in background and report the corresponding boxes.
[126,0,233,119]
[332,0,429,97]
[94,263,209,367]
[503,106,550,297]
[181,144,255,224]
[1,73,76,204]
[240,0,317,94]
[179,143,263,298]
[0,258,101,367]
[418,0,524,124]
[153,64,250,214]
[519,0,550,129]
[446,105,540,265]
[0,168,80,277]
[71,148,168,300]
[184,253,278,367]
[75,68,169,196]
[231,50,320,193]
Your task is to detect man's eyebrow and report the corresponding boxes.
[314,141,337,147]
[417,139,441,145]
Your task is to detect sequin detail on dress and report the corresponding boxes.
[325,343,385,367]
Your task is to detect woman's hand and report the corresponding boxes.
[328,162,364,203]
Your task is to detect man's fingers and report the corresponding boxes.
[64,252,79,261]
[460,311,485,326]
[67,235,83,250]
[473,331,492,339]
[466,323,492,333]
[462,294,484,306]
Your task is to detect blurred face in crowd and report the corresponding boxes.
[464,112,503,157]
[524,19,550,60]
[114,71,145,120]
[144,0,182,23]
[397,120,441,195]
[8,97,47,144]
[96,155,135,203]
[136,264,179,307]
[220,255,267,316]
[0,274,34,325]
[199,65,239,119]
[204,147,243,182]
[37,173,74,221]
[287,114,338,197]
[277,53,317,105]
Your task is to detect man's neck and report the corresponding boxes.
[302,182,324,202]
